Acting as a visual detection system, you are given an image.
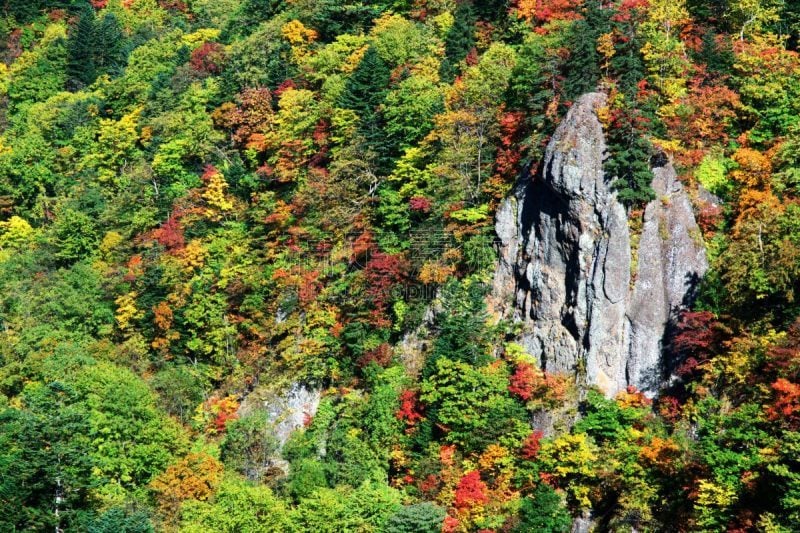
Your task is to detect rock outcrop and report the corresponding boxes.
[239,382,321,475]
[491,92,707,396]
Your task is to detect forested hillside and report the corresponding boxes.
[0,0,799,531]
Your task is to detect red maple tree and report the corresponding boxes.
[454,471,489,509]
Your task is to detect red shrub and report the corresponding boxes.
[520,430,544,460]
[357,342,393,368]
[409,196,432,213]
[657,395,683,424]
[419,474,440,497]
[508,362,539,401]
[190,42,226,74]
[767,378,800,427]
[153,215,185,251]
[673,310,729,377]
[454,471,489,509]
[396,390,424,427]
[442,515,460,533]
[363,252,408,310]
[765,319,800,379]
[697,202,723,235]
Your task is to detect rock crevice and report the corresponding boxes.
[491,92,707,396]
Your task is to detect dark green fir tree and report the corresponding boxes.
[93,13,126,78]
[66,4,96,90]
[562,0,609,101]
[439,2,476,83]
[338,45,395,170]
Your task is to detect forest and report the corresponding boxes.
[0,0,799,531]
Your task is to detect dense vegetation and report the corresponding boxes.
[0,0,799,531]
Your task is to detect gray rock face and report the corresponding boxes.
[491,92,707,396]
[244,382,321,473]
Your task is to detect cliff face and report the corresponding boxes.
[492,92,707,396]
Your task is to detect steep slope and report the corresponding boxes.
[492,92,707,396]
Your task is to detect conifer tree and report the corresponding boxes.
[471,0,507,22]
[697,28,735,76]
[783,1,800,50]
[338,46,394,170]
[440,3,476,83]
[338,46,389,119]
[3,0,46,24]
[606,102,655,207]
[224,0,286,39]
[93,13,126,78]
[610,13,647,99]
[66,3,96,90]
[562,0,608,101]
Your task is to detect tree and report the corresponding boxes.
[538,433,599,509]
[289,482,402,532]
[383,74,444,149]
[573,390,646,443]
[221,411,279,482]
[180,476,290,532]
[385,502,446,533]
[371,13,433,67]
[67,4,97,90]
[292,0,387,42]
[562,0,608,101]
[718,202,800,324]
[728,0,782,40]
[454,470,489,509]
[337,46,394,169]
[425,280,492,375]
[93,13,126,78]
[49,208,99,264]
[514,484,572,533]
[150,453,224,517]
[8,23,68,113]
[83,507,155,533]
[0,384,95,531]
[420,358,530,452]
[514,0,582,25]
[433,42,517,202]
[604,99,656,207]
[223,0,287,38]
[440,3,476,82]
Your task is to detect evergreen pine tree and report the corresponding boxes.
[439,3,475,83]
[93,13,126,78]
[303,0,386,42]
[338,46,395,171]
[562,20,600,102]
[562,0,609,101]
[471,0,508,22]
[338,46,389,119]
[223,0,286,39]
[66,4,96,90]
[610,20,647,99]
[685,0,730,29]
[696,28,734,76]
[385,502,446,533]
[605,101,655,207]
[782,1,800,50]
[515,484,572,533]
[3,0,46,23]
[423,280,491,378]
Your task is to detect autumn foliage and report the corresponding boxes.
[3,0,800,530]
[454,471,489,509]
[190,42,226,74]
[150,453,224,515]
